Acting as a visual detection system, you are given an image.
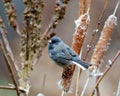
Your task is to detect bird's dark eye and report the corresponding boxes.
[52,39,59,43]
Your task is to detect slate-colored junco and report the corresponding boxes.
[48,36,91,70]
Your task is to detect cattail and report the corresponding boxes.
[31,0,71,67]
[59,0,91,92]
[90,15,117,70]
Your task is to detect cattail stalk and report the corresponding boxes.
[59,0,91,93]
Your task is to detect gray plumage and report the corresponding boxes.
[48,36,91,70]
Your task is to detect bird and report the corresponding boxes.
[48,36,91,70]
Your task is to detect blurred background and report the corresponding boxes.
[0,0,120,96]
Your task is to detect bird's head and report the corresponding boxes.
[48,36,63,50]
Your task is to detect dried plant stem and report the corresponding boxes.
[59,0,91,92]
[0,41,20,96]
[74,0,91,95]
[61,91,65,96]
[116,80,120,96]
[42,73,47,93]
[75,68,82,96]
[75,49,83,96]
[0,86,16,90]
[81,77,90,96]
[83,0,109,60]
[89,1,119,96]
[90,50,120,96]
[0,27,20,74]
[79,0,91,16]
[39,17,56,43]
[113,0,120,16]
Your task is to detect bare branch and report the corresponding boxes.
[90,50,120,96]
[0,41,20,96]
[0,85,16,90]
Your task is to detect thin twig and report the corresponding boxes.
[0,41,20,96]
[61,91,65,96]
[113,0,120,16]
[83,0,109,60]
[75,49,83,96]
[81,77,90,96]
[0,27,20,74]
[75,68,82,96]
[90,50,120,96]
[42,73,47,93]
[116,80,120,96]
[0,85,16,90]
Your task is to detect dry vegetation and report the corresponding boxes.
[0,0,120,96]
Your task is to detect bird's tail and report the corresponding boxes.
[71,58,92,70]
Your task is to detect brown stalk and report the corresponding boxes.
[0,17,20,74]
[90,50,120,96]
[116,80,120,96]
[59,0,91,93]
[79,0,91,16]
[0,86,16,90]
[0,41,20,96]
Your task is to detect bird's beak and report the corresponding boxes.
[48,40,52,43]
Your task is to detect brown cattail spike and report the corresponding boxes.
[90,15,117,69]
[59,9,90,92]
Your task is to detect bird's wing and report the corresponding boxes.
[50,46,74,61]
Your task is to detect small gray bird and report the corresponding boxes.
[48,36,91,70]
